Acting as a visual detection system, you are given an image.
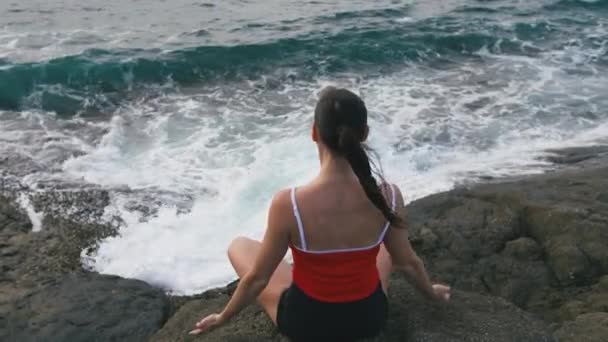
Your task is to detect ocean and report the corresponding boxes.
[1,0,607,295]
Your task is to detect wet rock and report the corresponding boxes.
[522,205,581,244]
[30,188,112,224]
[0,194,120,340]
[522,204,608,286]
[545,146,608,166]
[152,277,554,342]
[503,237,542,260]
[558,300,588,322]
[554,312,608,342]
[2,147,608,341]
[544,235,591,286]
[405,188,549,306]
[404,165,608,328]
[586,292,608,313]
[553,274,608,324]
[0,155,44,177]
[3,272,170,342]
[416,227,439,252]
[596,275,608,291]
[0,198,31,234]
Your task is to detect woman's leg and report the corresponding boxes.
[227,236,292,324]
[377,243,392,295]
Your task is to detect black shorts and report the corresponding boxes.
[276,282,388,341]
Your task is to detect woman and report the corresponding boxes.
[190,87,450,341]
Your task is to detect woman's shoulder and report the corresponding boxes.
[270,183,313,211]
[264,188,296,231]
[270,188,293,207]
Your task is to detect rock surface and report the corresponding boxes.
[151,276,554,342]
[0,194,169,342]
[0,192,117,309]
[545,145,608,168]
[1,146,607,341]
[406,166,608,323]
[554,312,608,342]
[3,272,170,342]
[157,161,607,341]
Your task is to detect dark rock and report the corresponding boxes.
[480,254,551,308]
[1,192,170,342]
[29,188,112,224]
[400,165,608,330]
[3,272,170,342]
[41,216,118,273]
[521,204,608,286]
[0,194,121,340]
[416,227,439,252]
[558,300,587,322]
[586,292,608,313]
[544,235,591,286]
[405,188,552,308]
[556,273,608,322]
[152,276,554,342]
[0,199,31,234]
[521,205,579,244]
[2,148,608,341]
[408,192,520,264]
[0,155,44,177]
[596,275,608,291]
[0,246,18,257]
[503,237,542,260]
[554,312,608,342]
[576,224,608,274]
[545,145,608,167]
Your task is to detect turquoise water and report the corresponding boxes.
[1,0,607,294]
[2,0,606,114]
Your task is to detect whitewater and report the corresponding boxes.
[1,0,607,295]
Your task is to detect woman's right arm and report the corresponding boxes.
[384,185,450,302]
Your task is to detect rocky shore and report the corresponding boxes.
[1,146,607,341]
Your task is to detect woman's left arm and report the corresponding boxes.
[189,190,291,335]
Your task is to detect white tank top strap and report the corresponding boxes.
[290,187,307,251]
[377,183,397,243]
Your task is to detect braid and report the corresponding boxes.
[314,87,401,226]
[338,126,399,225]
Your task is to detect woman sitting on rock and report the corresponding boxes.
[190,87,450,341]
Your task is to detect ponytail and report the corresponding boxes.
[314,87,400,226]
[338,126,400,226]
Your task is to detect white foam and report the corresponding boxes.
[17,193,44,232]
[76,63,608,295]
[396,17,414,23]
[81,122,316,293]
[2,16,605,295]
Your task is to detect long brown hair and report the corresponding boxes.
[314,87,400,225]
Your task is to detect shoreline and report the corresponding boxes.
[1,145,607,341]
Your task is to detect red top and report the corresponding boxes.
[290,243,382,302]
[288,184,396,303]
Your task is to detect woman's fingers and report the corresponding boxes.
[432,284,451,303]
[188,314,221,335]
[197,316,217,328]
[188,329,202,335]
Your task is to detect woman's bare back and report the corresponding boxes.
[289,178,391,251]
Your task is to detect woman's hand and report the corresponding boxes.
[432,284,451,303]
[188,313,225,336]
